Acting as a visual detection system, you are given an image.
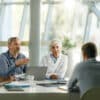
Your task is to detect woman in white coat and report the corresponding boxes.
[41,39,68,79]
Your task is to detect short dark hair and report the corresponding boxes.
[8,37,19,45]
[82,42,97,58]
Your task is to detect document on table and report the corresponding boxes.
[58,86,68,91]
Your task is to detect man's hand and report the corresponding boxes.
[15,58,29,67]
[0,75,15,82]
[50,74,58,79]
[9,75,16,81]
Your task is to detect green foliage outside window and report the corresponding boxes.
[62,37,76,54]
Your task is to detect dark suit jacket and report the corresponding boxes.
[68,58,100,97]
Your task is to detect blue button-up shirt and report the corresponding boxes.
[0,51,27,77]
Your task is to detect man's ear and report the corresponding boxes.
[8,43,12,50]
[8,45,9,49]
[83,52,88,60]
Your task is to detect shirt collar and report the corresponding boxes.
[87,58,96,62]
[7,50,20,59]
[50,53,60,59]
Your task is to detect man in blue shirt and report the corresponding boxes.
[0,37,29,82]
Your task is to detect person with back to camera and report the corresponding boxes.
[0,37,29,82]
[68,42,100,97]
[41,39,68,80]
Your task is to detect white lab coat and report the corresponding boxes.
[41,53,68,79]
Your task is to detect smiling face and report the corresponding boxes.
[51,43,62,58]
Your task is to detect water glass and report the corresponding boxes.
[26,75,34,87]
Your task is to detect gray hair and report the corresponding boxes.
[8,37,20,45]
[49,39,62,49]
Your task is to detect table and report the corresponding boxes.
[0,80,80,100]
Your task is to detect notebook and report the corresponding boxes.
[4,81,30,91]
[4,81,30,88]
[5,87,24,91]
[26,66,47,80]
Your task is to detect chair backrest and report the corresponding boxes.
[81,87,100,100]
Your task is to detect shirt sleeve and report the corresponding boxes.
[59,55,68,78]
[22,64,27,73]
[68,64,79,90]
[0,55,16,77]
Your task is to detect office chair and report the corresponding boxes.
[81,87,100,100]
